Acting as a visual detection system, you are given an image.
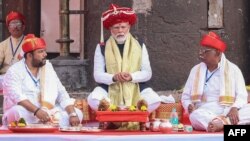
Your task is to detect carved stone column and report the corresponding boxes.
[56,0,74,58]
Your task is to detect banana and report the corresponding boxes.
[246,85,250,91]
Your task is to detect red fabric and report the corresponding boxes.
[200,32,226,52]
[22,34,46,53]
[180,105,191,125]
[0,130,222,135]
[96,111,149,122]
[6,11,25,26]
[181,112,191,125]
[102,4,137,29]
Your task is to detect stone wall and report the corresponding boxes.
[223,0,250,83]
[50,59,89,92]
[86,0,250,91]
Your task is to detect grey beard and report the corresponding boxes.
[112,33,128,44]
[114,35,127,44]
[116,39,126,44]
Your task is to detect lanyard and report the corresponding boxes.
[25,64,40,87]
[205,68,219,85]
[10,35,24,58]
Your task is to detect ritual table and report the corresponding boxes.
[96,111,149,131]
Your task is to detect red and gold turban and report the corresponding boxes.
[102,4,137,29]
[100,4,137,44]
[6,11,25,26]
[200,32,226,52]
[22,34,46,53]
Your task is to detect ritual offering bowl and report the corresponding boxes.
[159,119,172,133]
[150,118,161,132]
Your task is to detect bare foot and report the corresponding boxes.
[98,99,110,111]
[106,122,122,129]
[137,99,148,110]
[207,119,224,132]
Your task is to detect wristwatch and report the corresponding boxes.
[69,112,77,117]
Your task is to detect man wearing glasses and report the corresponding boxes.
[0,11,26,91]
[181,32,250,132]
[87,4,161,126]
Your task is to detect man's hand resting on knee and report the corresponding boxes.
[188,104,195,114]
[227,107,239,125]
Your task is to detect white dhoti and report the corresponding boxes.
[189,102,250,131]
[2,105,83,127]
[182,54,250,131]
[87,86,161,113]
[2,60,83,128]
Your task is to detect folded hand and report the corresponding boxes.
[36,109,51,123]
[69,116,80,127]
[188,104,195,114]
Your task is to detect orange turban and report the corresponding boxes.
[22,34,46,53]
[6,11,25,26]
[200,32,227,52]
[102,4,137,29]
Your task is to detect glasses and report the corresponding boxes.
[9,22,22,28]
[199,48,216,54]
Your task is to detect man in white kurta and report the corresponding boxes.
[88,4,161,113]
[2,34,83,127]
[0,11,26,91]
[182,32,250,132]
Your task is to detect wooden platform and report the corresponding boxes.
[96,111,149,131]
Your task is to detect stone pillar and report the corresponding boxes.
[208,0,223,28]
[56,0,74,58]
[52,0,89,92]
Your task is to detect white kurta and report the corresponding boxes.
[0,75,3,90]
[182,62,250,131]
[0,36,24,74]
[88,43,161,113]
[2,59,83,127]
[0,35,25,90]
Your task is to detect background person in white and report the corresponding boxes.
[181,32,250,132]
[0,11,26,91]
[88,4,161,113]
[2,34,83,127]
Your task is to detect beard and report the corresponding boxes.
[112,33,128,44]
[32,57,46,67]
[198,55,204,62]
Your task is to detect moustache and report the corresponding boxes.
[12,29,21,32]
[199,55,204,59]
[198,55,205,61]
[116,34,125,38]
